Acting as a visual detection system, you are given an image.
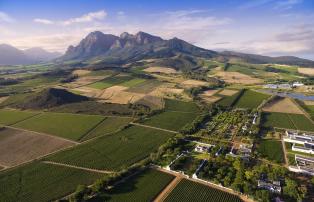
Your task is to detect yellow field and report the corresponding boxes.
[262,97,304,114]
[181,79,208,87]
[144,67,178,74]
[72,69,91,76]
[298,68,314,76]
[215,71,263,84]
[201,89,219,96]
[218,89,238,96]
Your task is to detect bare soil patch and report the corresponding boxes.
[72,69,91,76]
[144,67,178,74]
[218,89,238,96]
[96,86,129,99]
[0,127,74,167]
[135,95,164,110]
[201,96,222,103]
[298,68,314,76]
[181,79,208,87]
[304,100,314,105]
[63,76,107,88]
[73,86,101,98]
[0,96,8,104]
[202,89,219,96]
[99,91,146,104]
[263,97,304,114]
[215,71,263,84]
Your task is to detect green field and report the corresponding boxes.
[14,112,105,141]
[0,162,104,202]
[127,79,162,93]
[93,169,174,201]
[81,116,133,141]
[262,112,314,132]
[164,179,242,202]
[141,111,199,131]
[234,90,270,109]
[87,75,133,89]
[217,91,242,107]
[120,78,147,87]
[165,99,199,113]
[47,126,173,170]
[296,101,314,121]
[257,139,284,163]
[0,109,38,125]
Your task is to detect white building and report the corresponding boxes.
[257,180,282,193]
[292,82,304,87]
[284,131,314,154]
[229,144,252,159]
[289,155,314,176]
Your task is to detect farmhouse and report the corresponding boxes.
[292,82,304,87]
[257,180,282,193]
[263,83,292,89]
[194,142,214,153]
[229,144,252,159]
[284,131,314,154]
[289,155,314,176]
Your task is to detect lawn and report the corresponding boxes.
[234,90,270,109]
[0,162,104,202]
[0,109,38,125]
[120,78,147,87]
[141,111,199,131]
[165,99,199,113]
[81,116,133,141]
[164,179,242,202]
[47,126,174,171]
[14,112,105,141]
[257,139,284,163]
[262,112,314,132]
[91,169,174,201]
[87,75,133,89]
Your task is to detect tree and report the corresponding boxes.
[283,179,302,201]
[73,185,89,202]
[255,190,270,202]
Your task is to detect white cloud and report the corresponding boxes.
[0,11,15,23]
[275,0,303,10]
[34,18,54,25]
[61,10,107,26]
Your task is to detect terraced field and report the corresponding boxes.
[164,179,242,202]
[0,109,38,125]
[94,169,174,201]
[47,126,174,171]
[14,112,105,141]
[81,116,133,141]
[262,112,314,132]
[0,162,104,202]
[257,139,284,163]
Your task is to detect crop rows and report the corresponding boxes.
[165,179,242,202]
[257,139,284,163]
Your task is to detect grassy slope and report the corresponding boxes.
[14,112,105,141]
[47,126,174,171]
[0,109,38,125]
[0,162,104,202]
[94,169,174,201]
[164,179,242,202]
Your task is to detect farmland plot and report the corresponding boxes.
[164,179,242,202]
[257,139,284,163]
[234,90,270,109]
[81,117,133,141]
[88,75,133,89]
[141,111,199,131]
[47,126,174,171]
[0,162,104,202]
[14,112,105,141]
[127,79,162,94]
[0,128,74,167]
[165,99,199,113]
[263,97,304,114]
[0,109,38,125]
[94,169,174,201]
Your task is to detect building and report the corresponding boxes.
[289,155,314,176]
[257,180,282,193]
[284,131,314,154]
[292,82,304,87]
[194,142,214,154]
[252,113,258,125]
[263,83,292,90]
[229,144,252,159]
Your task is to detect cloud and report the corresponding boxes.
[33,10,107,26]
[34,18,54,25]
[238,0,274,9]
[61,10,107,26]
[0,11,14,23]
[275,0,303,10]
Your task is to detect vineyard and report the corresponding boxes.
[257,139,284,163]
[47,126,174,170]
[13,112,105,141]
[0,162,104,202]
[234,90,270,109]
[164,179,242,202]
[100,169,174,201]
[0,109,38,125]
[165,99,199,113]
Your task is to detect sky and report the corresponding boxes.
[0,0,313,59]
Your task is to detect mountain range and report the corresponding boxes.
[0,44,61,65]
[60,31,314,68]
